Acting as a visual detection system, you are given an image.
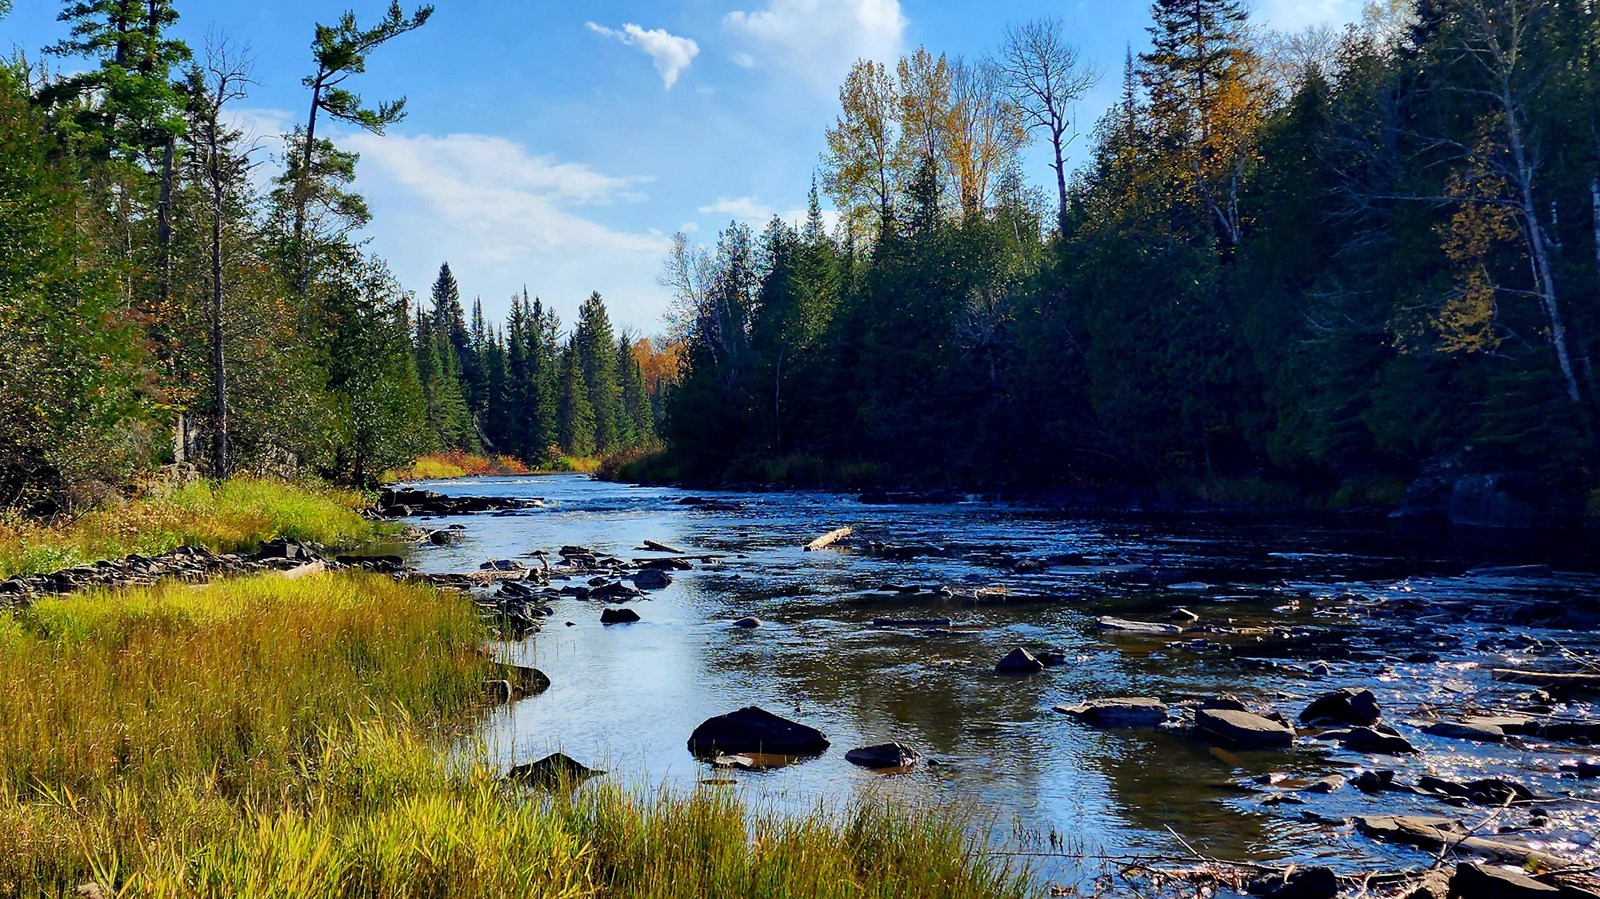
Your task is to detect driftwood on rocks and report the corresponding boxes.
[804,526,853,552]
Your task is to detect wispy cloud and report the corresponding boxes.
[1255,0,1365,32]
[346,131,667,264]
[723,0,906,91]
[586,21,700,90]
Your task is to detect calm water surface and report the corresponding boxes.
[402,474,1600,886]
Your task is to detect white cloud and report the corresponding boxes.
[723,0,906,90]
[346,131,668,264]
[586,21,700,90]
[1254,0,1364,32]
[731,51,756,69]
[699,195,775,222]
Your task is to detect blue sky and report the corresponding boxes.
[4,0,1366,333]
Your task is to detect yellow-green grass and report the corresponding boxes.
[0,477,393,579]
[0,571,1030,898]
[380,450,532,483]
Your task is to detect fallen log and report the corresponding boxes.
[1491,668,1600,691]
[642,540,684,554]
[804,526,853,552]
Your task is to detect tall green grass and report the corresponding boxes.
[0,477,393,579]
[0,571,1031,898]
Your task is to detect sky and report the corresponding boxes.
[3,0,1367,333]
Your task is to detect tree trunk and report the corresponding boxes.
[1051,129,1069,237]
[293,81,322,296]
[209,121,228,477]
[157,136,174,311]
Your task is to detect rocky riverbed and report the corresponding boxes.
[393,475,1600,896]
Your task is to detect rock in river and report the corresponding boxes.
[1450,863,1559,898]
[687,706,831,757]
[1246,866,1338,899]
[600,607,641,625]
[1424,720,1507,743]
[732,616,762,628]
[1300,688,1381,727]
[845,742,921,770]
[1328,725,1418,755]
[507,752,605,788]
[1195,707,1296,749]
[631,569,673,590]
[995,647,1045,675]
[1056,697,1169,727]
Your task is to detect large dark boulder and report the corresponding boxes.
[1449,474,1537,530]
[687,706,830,757]
[1301,688,1381,727]
[600,607,640,625]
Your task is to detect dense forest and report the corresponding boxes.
[658,0,1600,522]
[0,0,658,514]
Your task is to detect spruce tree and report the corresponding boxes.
[574,291,622,450]
[557,339,595,457]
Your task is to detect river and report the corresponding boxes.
[400,473,1599,888]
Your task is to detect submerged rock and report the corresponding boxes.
[507,752,605,788]
[631,569,673,590]
[1195,708,1295,749]
[994,647,1045,675]
[1056,697,1169,727]
[687,706,830,757]
[844,742,921,770]
[732,616,762,628]
[1300,688,1381,727]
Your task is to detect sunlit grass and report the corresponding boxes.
[0,477,392,579]
[380,450,532,483]
[0,570,1030,898]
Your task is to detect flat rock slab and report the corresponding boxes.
[1425,720,1506,743]
[1057,697,1169,727]
[1096,616,1184,635]
[1451,864,1559,898]
[1355,815,1563,867]
[1329,725,1419,755]
[687,706,830,757]
[1196,708,1295,749]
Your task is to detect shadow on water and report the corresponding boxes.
[404,474,1600,885]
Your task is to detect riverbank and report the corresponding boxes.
[0,476,394,580]
[0,569,1031,898]
[382,450,603,483]
[601,448,1600,529]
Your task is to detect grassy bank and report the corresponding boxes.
[382,450,602,483]
[0,571,1030,898]
[0,477,393,580]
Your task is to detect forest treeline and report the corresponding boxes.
[658,0,1600,516]
[0,0,659,513]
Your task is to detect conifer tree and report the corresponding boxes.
[557,339,595,457]
[574,291,623,451]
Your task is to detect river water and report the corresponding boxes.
[401,474,1599,888]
